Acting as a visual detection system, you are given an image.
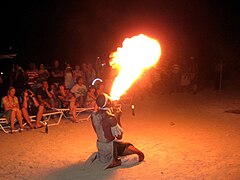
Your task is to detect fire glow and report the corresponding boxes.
[110,34,161,100]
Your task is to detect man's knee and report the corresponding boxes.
[138,151,144,162]
[39,104,44,111]
[21,107,27,112]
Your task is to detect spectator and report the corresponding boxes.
[95,57,103,78]
[37,80,55,109]
[64,63,74,89]
[37,64,50,87]
[85,63,96,87]
[13,64,26,97]
[82,63,88,85]
[70,77,87,107]
[84,85,96,108]
[73,65,83,83]
[96,83,105,96]
[58,84,78,122]
[50,83,60,108]
[21,89,44,129]
[50,60,64,86]
[2,87,24,133]
[25,62,39,93]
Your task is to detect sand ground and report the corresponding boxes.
[0,85,240,180]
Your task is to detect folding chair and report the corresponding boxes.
[55,107,94,122]
[76,107,94,122]
[0,117,11,133]
[29,110,63,126]
[0,117,22,133]
[54,108,71,119]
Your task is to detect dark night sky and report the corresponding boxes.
[0,0,240,75]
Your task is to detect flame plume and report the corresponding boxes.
[110,34,161,100]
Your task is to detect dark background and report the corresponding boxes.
[0,0,240,78]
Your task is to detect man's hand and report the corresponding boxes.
[24,90,28,97]
[45,102,51,108]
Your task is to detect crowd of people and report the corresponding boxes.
[0,57,146,169]
[0,56,199,133]
[0,58,111,133]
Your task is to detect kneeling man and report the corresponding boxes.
[91,93,144,169]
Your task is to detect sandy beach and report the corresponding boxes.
[0,84,240,180]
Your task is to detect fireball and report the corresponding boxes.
[110,34,161,100]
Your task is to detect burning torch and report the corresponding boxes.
[131,104,135,116]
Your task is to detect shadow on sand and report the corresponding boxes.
[41,154,115,180]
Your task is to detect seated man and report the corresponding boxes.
[37,80,55,109]
[84,85,96,109]
[57,84,78,122]
[2,87,25,133]
[70,77,87,107]
[91,93,144,169]
[21,89,45,128]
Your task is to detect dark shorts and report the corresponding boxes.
[2,110,12,123]
[114,141,133,156]
[28,107,39,116]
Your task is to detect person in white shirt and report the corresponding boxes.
[70,77,87,107]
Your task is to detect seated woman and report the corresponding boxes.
[2,87,25,133]
[84,85,97,109]
[57,84,78,122]
[21,89,44,129]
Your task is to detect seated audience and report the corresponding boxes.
[73,65,83,83]
[2,87,24,133]
[70,77,87,107]
[84,85,96,108]
[21,89,44,128]
[96,83,105,96]
[50,83,60,108]
[37,80,55,109]
[58,84,78,122]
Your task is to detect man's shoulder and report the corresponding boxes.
[71,84,78,89]
[2,96,7,102]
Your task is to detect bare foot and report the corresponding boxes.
[35,123,45,129]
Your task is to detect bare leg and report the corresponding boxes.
[10,111,16,131]
[50,98,55,108]
[70,97,77,122]
[16,109,24,129]
[21,108,34,128]
[122,145,145,162]
[106,144,144,169]
[35,105,44,128]
[80,96,84,107]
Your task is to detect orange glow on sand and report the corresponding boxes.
[110,34,161,100]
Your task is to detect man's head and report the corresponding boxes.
[96,93,113,109]
[42,81,49,89]
[77,77,84,85]
[29,62,36,70]
[54,60,60,68]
